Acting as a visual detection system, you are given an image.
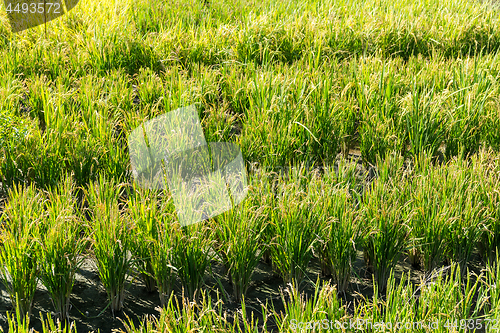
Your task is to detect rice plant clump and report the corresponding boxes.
[172,222,213,300]
[146,192,178,307]
[213,197,267,302]
[316,185,360,294]
[362,156,411,292]
[86,175,133,315]
[127,186,161,293]
[0,183,45,318]
[269,165,320,286]
[36,175,87,323]
[273,279,347,332]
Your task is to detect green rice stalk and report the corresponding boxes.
[354,270,415,326]
[316,186,360,293]
[86,176,133,315]
[149,215,177,307]
[441,160,484,272]
[3,297,30,333]
[245,168,276,266]
[233,296,270,332]
[482,251,500,318]
[273,279,346,332]
[444,62,493,159]
[0,230,39,320]
[0,183,44,318]
[127,186,160,293]
[476,151,500,263]
[172,222,213,300]
[362,170,411,293]
[40,310,78,333]
[409,173,449,272]
[416,264,482,322]
[213,200,266,302]
[269,180,318,286]
[402,81,446,158]
[36,175,87,323]
[356,65,405,166]
[381,270,415,324]
[120,290,230,332]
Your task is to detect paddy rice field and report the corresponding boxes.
[1,0,500,331]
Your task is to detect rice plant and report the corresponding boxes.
[0,183,45,318]
[379,270,416,325]
[149,222,177,307]
[2,309,78,333]
[126,186,160,293]
[0,230,39,318]
[475,150,500,264]
[441,159,484,272]
[362,162,411,292]
[415,264,483,324]
[408,172,449,272]
[213,199,267,302]
[36,175,87,323]
[232,297,270,333]
[147,198,178,307]
[244,167,277,266]
[41,309,80,333]
[268,167,320,286]
[356,64,405,166]
[86,175,133,315]
[354,270,416,328]
[273,279,347,332]
[172,222,213,300]
[315,186,360,293]
[119,290,231,333]
[480,192,500,264]
[482,252,500,319]
[443,61,493,159]
[2,301,31,333]
[402,81,446,159]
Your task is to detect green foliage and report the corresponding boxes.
[213,199,266,301]
[2,0,500,330]
[268,165,320,286]
[36,175,87,323]
[315,183,360,293]
[86,175,132,315]
[172,223,213,300]
[0,183,44,318]
[362,156,411,293]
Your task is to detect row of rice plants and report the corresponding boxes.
[2,261,496,333]
[4,54,500,192]
[98,148,500,307]
[353,264,485,332]
[0,175,85,322]
[1,150,500,325]
[3,0,500,73]
[7,260,493,333]
[84,176,133,315]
